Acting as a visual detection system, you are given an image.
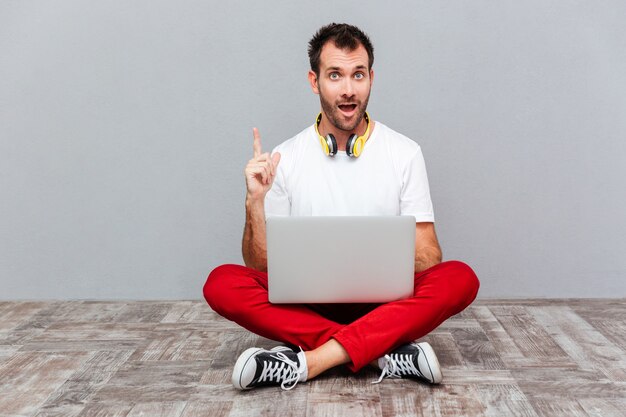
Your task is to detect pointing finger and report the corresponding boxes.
[252,128,262,158]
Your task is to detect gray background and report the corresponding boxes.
[1,0,625,299]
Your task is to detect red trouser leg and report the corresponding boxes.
[333,260,480,371]
[203,264,345,350]
[203,260,479,372]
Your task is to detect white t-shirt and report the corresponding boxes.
[264,120,435,223]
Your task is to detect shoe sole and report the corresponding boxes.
[232,347,263,390]
[416,342,443,384]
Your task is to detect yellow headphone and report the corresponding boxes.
[314,112,371,157]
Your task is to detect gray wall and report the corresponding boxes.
[1,1,625,299]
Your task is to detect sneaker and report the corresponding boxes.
[232,346,308,390]
[373,342,442,384]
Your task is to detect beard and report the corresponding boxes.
[319,88,371,132]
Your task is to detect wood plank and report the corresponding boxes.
[0,301,47,332]
[529,399,589,417]
[306,394,381,417]
[41,350,134,406]
[192,383,295,402]
[129,329,223,362]
[584,320,626,349]
[488,306,570,361]
[39,301,129,324]
[128,329,192,361]
[18,322,156,352]
[529,306,626,382]
[577,398,626,417]
[571,302,626,348]
[207,331,278,372]
[0,327,47,345]
[431,384,489,417]
[179,401,232,417]
[437,369,516,385]
[32,404,84,417]
[517,380,626,400]
[379,383,486,417]
[569,299,626,322]
[510,366,609,384]
[308,366,380,397]
[76,402,133,417]
[379,383,433,417]
[198,368,232,386]
[160,302,216,324]
[227,388,308,417]
[0,351,91,416]
[27,322,158,341]
[153,319,241,332]
[472,384,539,417]
[451,327,506,370]
[425,332,466,369]
[437,318,482,330]
[20,340,144,352]
[126,402,187,417]
[475,299,622,307]
[112,302,175,323]
[472,305,527,367]
[473,306,576,368]
[2,302,65,344]
[452,307,477,319]
[91,361,209,403]
[15,302,82,329]
[0,343,21,361]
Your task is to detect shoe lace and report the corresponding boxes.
[258,350,304,391]
[372,352,424,384]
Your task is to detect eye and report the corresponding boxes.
[329,72,340,80]
[354,72,365,80]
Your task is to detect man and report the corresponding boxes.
[204,23,479,391]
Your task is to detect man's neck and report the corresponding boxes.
[318,115,372,152]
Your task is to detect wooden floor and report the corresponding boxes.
[0,299,624,417]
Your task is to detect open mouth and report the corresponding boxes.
[338,104,358,114]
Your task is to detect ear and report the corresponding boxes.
[308,70,320,95]
[369,68,374,87]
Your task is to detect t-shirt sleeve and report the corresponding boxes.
[400,148,435,222]
[264,163,290,219]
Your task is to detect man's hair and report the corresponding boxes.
[308,23,374,76]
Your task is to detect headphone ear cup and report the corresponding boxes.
[346,134,358,157]
[326,134,337,156]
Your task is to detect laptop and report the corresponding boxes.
[266,216,416,303]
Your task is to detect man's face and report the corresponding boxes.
[309,42,374,132]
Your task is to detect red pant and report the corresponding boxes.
[203,260,479,371]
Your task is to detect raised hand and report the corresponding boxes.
[244,128,281,201]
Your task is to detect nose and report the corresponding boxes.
[342,78,355,98]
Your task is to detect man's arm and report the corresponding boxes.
[241,128,281,272]
[242,197,268,272]
[414,222,442,272]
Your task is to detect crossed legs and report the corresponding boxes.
[204,260,479,385]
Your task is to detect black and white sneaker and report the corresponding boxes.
[232,346,308,390]
[373,342,442,384]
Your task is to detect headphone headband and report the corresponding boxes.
[314,112,371,157]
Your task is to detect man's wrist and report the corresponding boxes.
[246,194,265,208]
